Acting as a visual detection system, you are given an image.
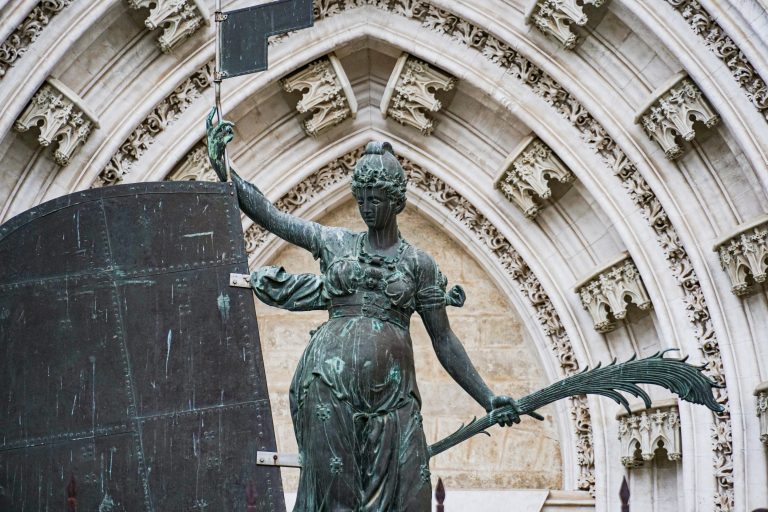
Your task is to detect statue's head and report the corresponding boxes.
[351,141,407,228]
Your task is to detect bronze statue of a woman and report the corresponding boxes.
[207,109,520,511]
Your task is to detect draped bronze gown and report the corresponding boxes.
[251,225,464,512]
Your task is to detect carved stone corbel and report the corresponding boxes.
[14,77,99,166]
[380,53,456,135]
[756,382,768,447]
[166,142,216,181]
[575,254,652,333]
[617,399,682,467]
[635,72,720,159]
[494,135,575,218]
[524,0,606,49]
[128,0,210,53]
[281,53,357,137]
[713,215,768,296]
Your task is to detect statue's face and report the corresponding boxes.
[356,186,395,229]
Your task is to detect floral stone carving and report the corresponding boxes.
[524,0,606,49]
[14,77,99,166]
[756,382,768,446]
[635,72,720,160]
[576,254,652,333]
[0,0,73,80]
[495,135,575,218]
[128,0,209,53]
[166,142,216,181]
[380,53,456,135]
[618,399,682,467]
[713,215,768,296]
[281,54,357,137]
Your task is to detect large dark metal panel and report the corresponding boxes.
[220,0,314,78]
[0,182,284,511]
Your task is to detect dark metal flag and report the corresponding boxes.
[218,0,314,79]
[0,182,284,511]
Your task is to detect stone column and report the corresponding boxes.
[380,53,456,135]
[281,53,357,137]
[575,253,652,333]
[635,72,720,159]
[713,214,768,296]
[494,135,575,218]
[14,77,99,166]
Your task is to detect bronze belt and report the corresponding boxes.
[329,303,410,330]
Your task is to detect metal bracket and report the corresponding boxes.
[229,273,251,288]
[214,11,228,22]
[257,451,301,468]
[213,70,227,82]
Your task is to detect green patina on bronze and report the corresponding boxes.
[206,108,722,511]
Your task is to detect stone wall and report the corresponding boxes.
[255,199,563,492]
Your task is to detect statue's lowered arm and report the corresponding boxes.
[206,107,322,254]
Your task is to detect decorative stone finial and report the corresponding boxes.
[380,53,456,135]
[525,0,606,49]
[281,54,357,137]
[128,0,209,53]
[756,382,768,447]
[575,254,652,333]
[617,399,682,467]
[713,215,768,296]
[166,142,216,181]
[635,72,720,159]
[14,77,99,166]
[495,136,574,218]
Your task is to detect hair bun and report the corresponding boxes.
[363,141,395,156]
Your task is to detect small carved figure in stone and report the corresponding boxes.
[206,108,520,511]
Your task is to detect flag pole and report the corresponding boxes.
[213,0,232,182]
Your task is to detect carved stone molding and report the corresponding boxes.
[524,0,605,49]
[617,399,682,467]
[380,53,456,135]
[666,0,768,123]
[0,0,73,80]
[93,61,214,187]
[635,72,720,159]
[166,142,216,181]
[575,254,652,333]
[756,382,768,446]
[713,215,768,296]
[281,54,358,137]
[127,0,210,53]
[242,145,596,493]
[494,135,575,218]
[13,77,99,166]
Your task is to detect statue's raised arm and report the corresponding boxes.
[206,107,322,255]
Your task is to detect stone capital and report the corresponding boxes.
[494,135,575,218]
[525,0,606,49]
[713,214,768,296]
[380,53,456,135]
[128,0,210,53]
[14,77,99,166]
[616,399,682,467]
[575,253,652,333]
[281,53,357,137]
[635,72,720,160]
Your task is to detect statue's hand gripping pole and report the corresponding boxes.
[427,349,724,458]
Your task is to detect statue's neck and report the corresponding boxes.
[367,221,399,255]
